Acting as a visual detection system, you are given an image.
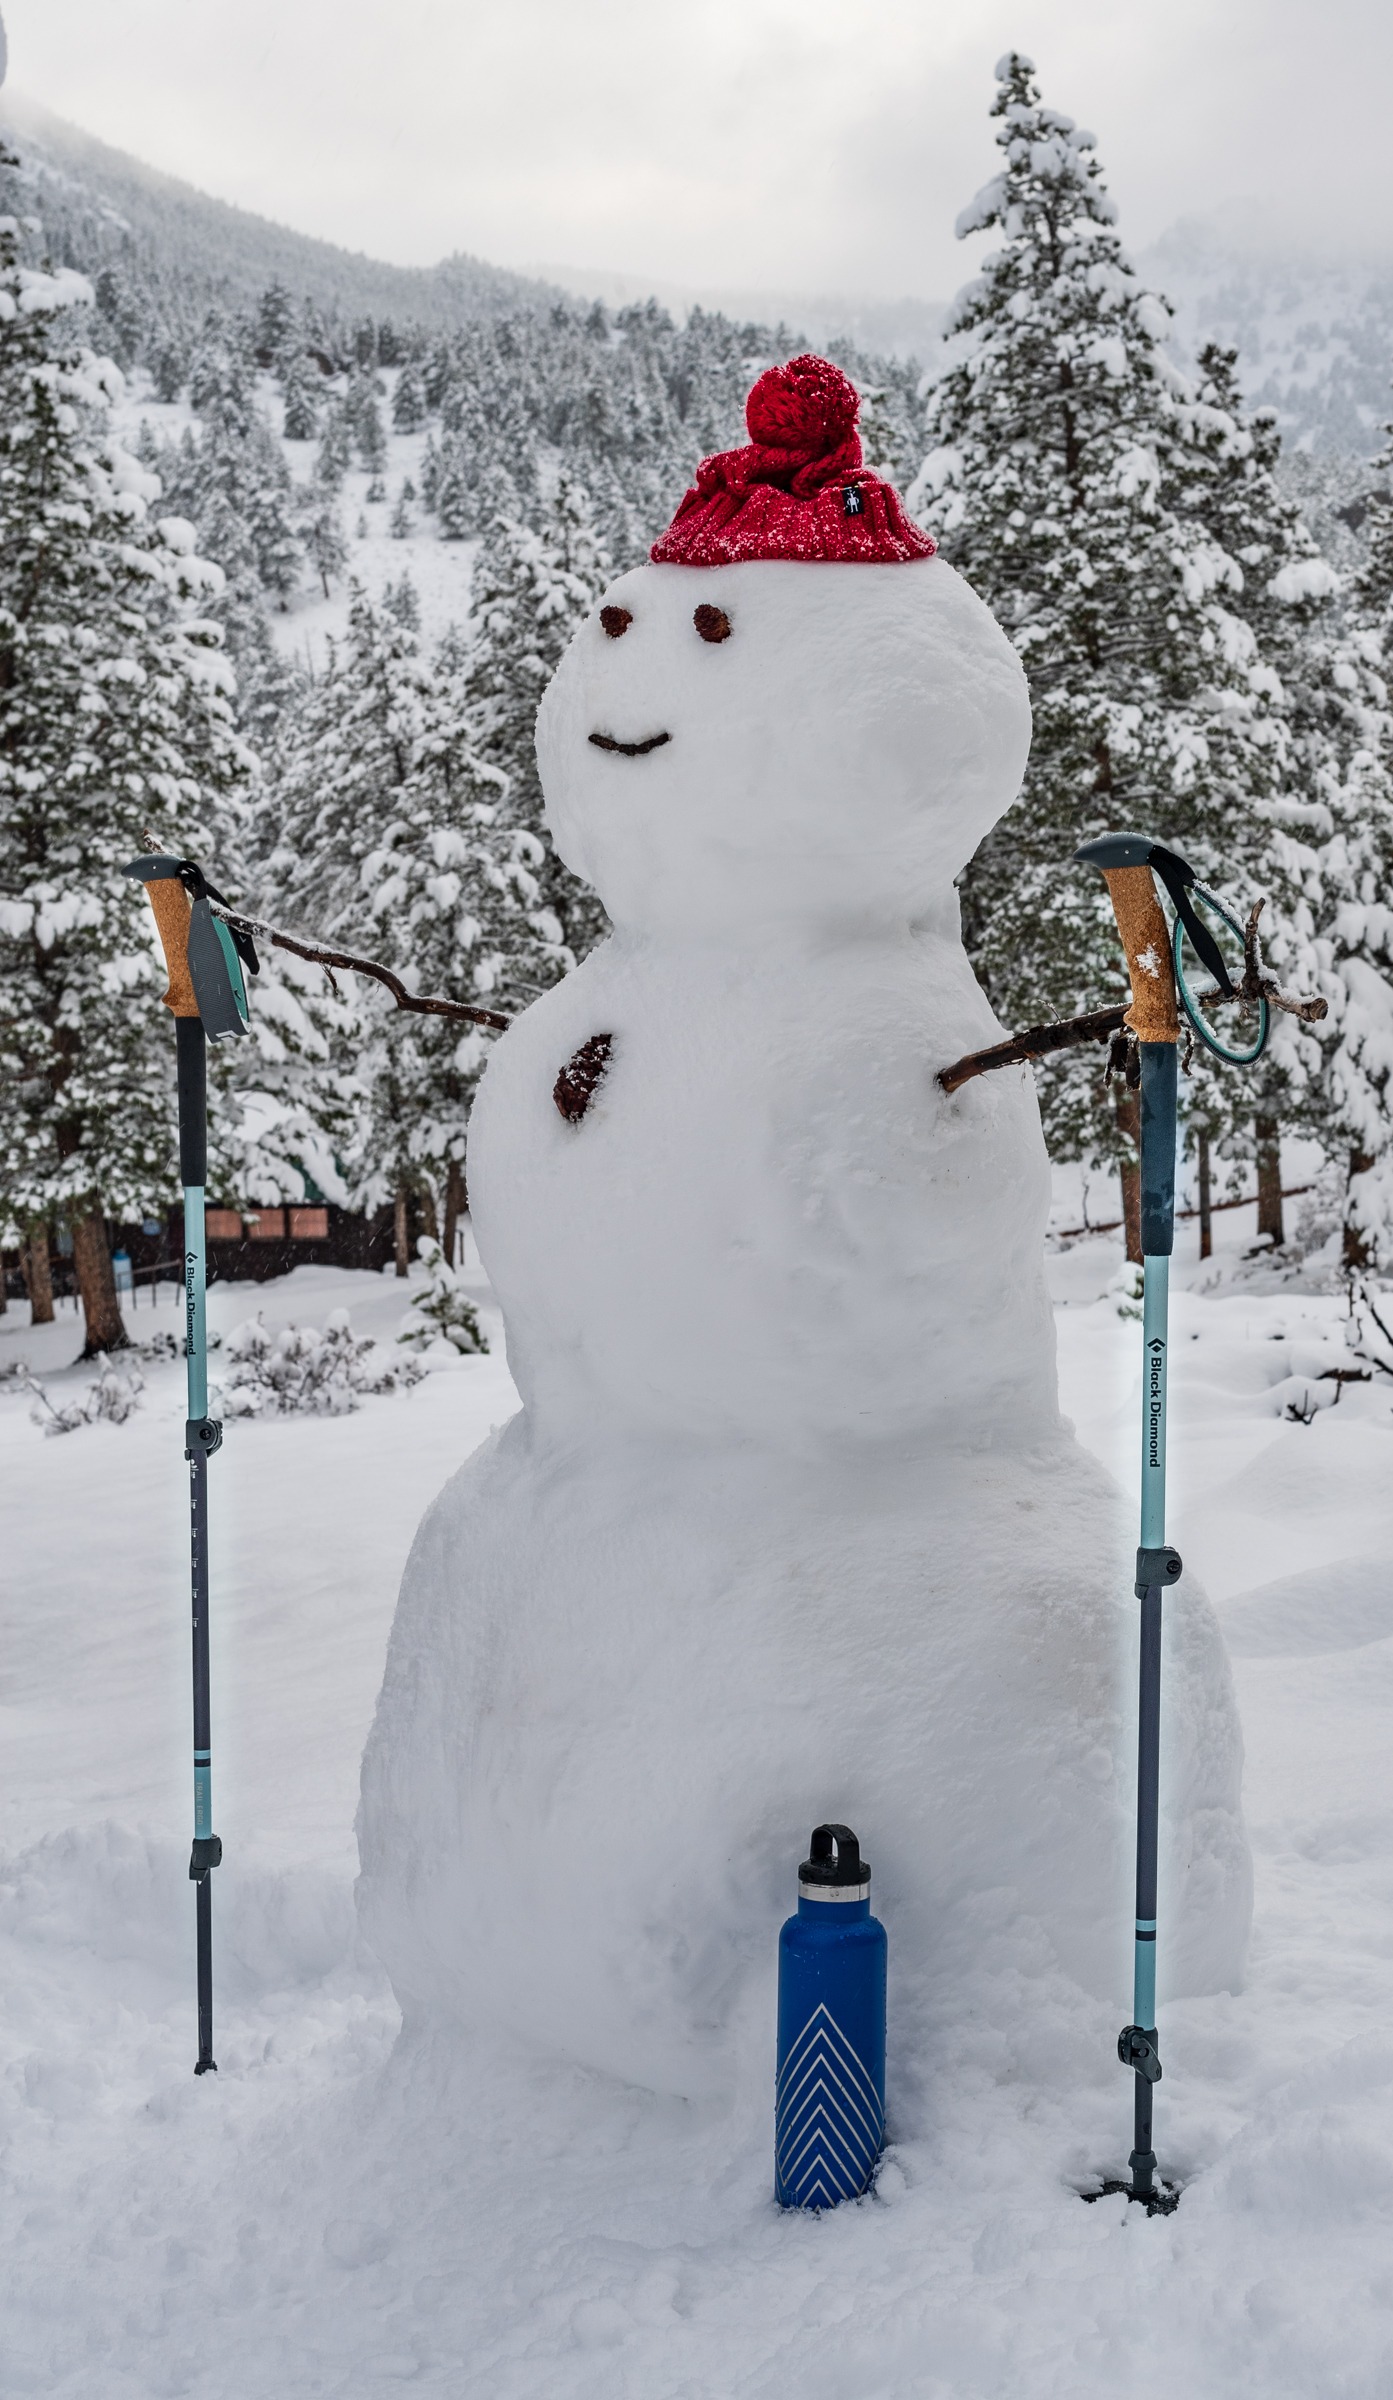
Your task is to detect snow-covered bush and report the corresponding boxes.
[217,1308,424,1418]
[397,1238,488,1355]
[27,1353,144,1435]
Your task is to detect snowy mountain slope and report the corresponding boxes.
[1139,213,1393,456]
[10,98,1392,465]
[0,95,566,333]
[4,1219,1393,2395]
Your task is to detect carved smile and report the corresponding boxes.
[588,731,671,757]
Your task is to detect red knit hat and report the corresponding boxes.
[651,353,935,567]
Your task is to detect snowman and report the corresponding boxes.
[357,357,1249,2100]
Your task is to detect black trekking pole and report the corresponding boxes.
[1078,832,1271,2210]
[124,854,256,2073]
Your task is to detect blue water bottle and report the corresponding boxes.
[775,1823,887,2210]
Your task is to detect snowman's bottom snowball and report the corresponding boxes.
[356,1420,1250,2100]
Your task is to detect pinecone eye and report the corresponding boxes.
[693,605,732,644]
[600,606,632,639]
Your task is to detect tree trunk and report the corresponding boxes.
[394,1183,410,1278]
[71,1209,129,1355]
[419,1185,439,1244]
[1344,1149,1376,1271]
[1115,1084,1142,1265]
[1197,1130,1213,1261]
[1255,1115,1284,1247]
[443,1159,468,1267]
[24,1226,56,1326]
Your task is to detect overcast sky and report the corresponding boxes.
[5,0,1390,301]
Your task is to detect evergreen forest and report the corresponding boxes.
[3,54,1392,1357]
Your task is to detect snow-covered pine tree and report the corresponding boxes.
[465,467,611,957]
[0,210,252,1353]
[1357,403,1393,669]
[299,488,348,599]
[343,369,387,480]
[281,349,321,442]
[913,54,1300,1229]
[148,349,304,621]
[1157,344,1393,1264]
[433,433,476,540]
[256,281,298,366]
[1293,390,1393,1266]
[1302,645,1393,1266]
[382,573,421,631]
[1163,343,1339,1240]
[419,431,442,514]
[254,588,566,1234]
[392,358,427,434]
[314,400,353,493]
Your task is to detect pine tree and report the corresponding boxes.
[1356,402,1393,668]
[465,469,611,957]
[1162,343,1340,1232]
[433,433,476,539]
[0,220,252,1353]
[383,572,421,631]
[254,589,565,1224]
[281,350,321,442]
[299,489,348,598]
[256,281,297,365]
[389,480,414,539]
[315,400,353,492]
[913,54,1302,1206]
[392,358,427,433]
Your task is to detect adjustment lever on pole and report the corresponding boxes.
[189,1836,223,1881]
[1135,1545,1182,1598]
[1118,2024,1162,2083]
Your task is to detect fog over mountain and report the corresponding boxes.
[3,94,1390,467]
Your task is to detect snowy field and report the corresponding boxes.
[3,1209,1393,2398]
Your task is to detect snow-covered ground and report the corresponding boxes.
[3,1208,1393,2397]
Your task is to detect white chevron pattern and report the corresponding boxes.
[775,2001,883,2210]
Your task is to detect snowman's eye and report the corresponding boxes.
[694,605,732,644]
[600,606,632,639]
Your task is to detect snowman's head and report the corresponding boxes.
[536,554,1031,943]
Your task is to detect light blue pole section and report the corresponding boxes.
[1134,1919,1157,2027]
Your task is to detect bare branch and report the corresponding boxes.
[938,1005,1127,1096]
[210,904,512,1033]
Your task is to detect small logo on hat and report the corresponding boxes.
[841,485,865,517]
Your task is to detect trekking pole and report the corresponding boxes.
[123,854,255,2073]
[1077,831,1271,2210]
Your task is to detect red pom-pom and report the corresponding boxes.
[745,355,860,461]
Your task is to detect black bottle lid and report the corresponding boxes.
[799,1824,869,1890]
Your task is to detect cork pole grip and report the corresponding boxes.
[144,875,199,1017]
[1101,866,1178,1044]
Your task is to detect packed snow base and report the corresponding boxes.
[358,555,1249,2096]
[3,1242,1393,2397]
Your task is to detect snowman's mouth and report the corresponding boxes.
[588,731,671,757]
